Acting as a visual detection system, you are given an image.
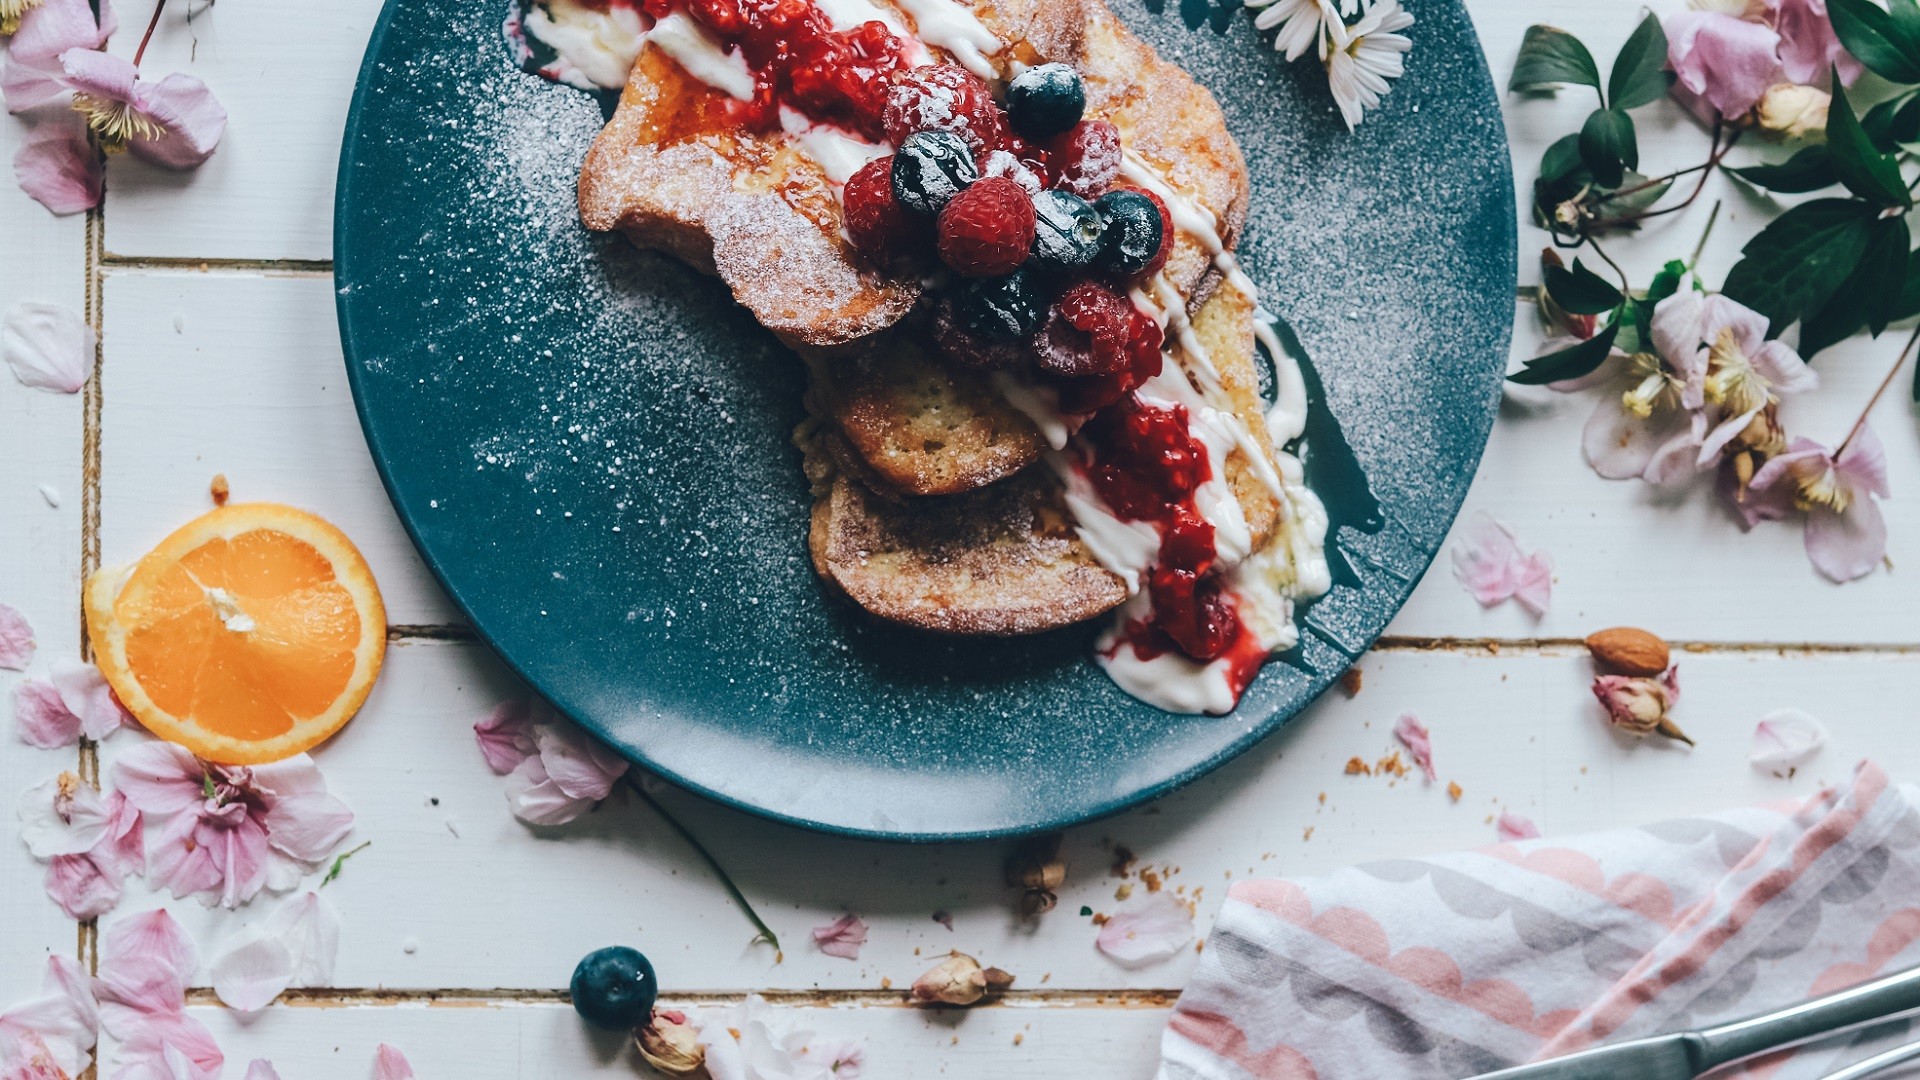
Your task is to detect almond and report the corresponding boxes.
[1585,627,1670,677]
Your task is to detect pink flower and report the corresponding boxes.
[5,49,224,169]
[0,956,98,1079]
[0,602,34,670]
[16,771,144,918]
[2,0,113,63]
[13,660,130,748]
[373,1045,414,1080]
[94,909,224,1080]
[113,741,355,908]
[1496,811,1541,842]
[3,301,93,394]
[1449,512,1551,616]
[1592,667,1691,745]
[811,913,868,960]
[1393,713,1436,782]
[475,700,629,826]
[1742,426,1890,582]
[1655,292,1814,468]
[1095,891,1194,966]
[242,1063,282,1080]
[1769,0,1861,86]
[1666,9,1785,120]
[13,121,101,214]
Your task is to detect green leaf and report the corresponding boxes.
[1545,258,1624,314]
[1829,0,1920,84]
[1579,108,1636,188]
[320,840,373,888]
[1540,132,1584,184]
[1865,92,1920,151]
[1893,252,1920,323]
[1828,76,1913,208]
[1509,317,1622,384]
[1598,171,1675,220]
[1730,145,1839,194]
[1511,26,1603,96]
[1608,14,1674,111]
[1632,259,1688,342]
[1721,198,1880,335]
[1798,217,1910,357]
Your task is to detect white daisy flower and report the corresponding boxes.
[1246,0,1345,61]
[1324,0,1414,130]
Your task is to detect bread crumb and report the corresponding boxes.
[1110,846,1136,876]
[1317,791,1327,805]
[1091,912,1109,925]
[1115,883,1133,900]
[1303,826,1314,841]
[1345,756,1371,776]
[1142,869,1162,892]
[1447,781,1463,802]
[880,977,892,990]
[1013,1033,1024,1046]
[209,473,230,505]
[1340,667,1363,696]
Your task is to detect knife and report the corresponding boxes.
[1469,963,1920,1079]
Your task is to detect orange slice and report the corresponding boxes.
[85,503,387,764]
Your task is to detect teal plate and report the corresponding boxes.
[336,0,1515,840]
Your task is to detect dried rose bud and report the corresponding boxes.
[1755,83,1829,141]
[1005,832,1064,918]
[910,951,1013,1006]
[635,1009,705,1076]
[1593,668,1692,746]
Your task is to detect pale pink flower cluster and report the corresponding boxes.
[0,955,95,1079]
[474,699,629,826]
[2,0,226,214]
[1665,0,1856,124]
[17,770,144,918]
[14,658,131,748]
[113,741,355,909]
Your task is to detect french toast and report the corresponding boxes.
[804,283,1282,635]
[576,0,1251,497]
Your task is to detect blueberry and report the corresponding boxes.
[1007,63,1085,140]
[1094,189,1164,278]
[1029,189,1105,270]
[957,267,1047,341]
[892,131,979,216]
[570,946,657,1031]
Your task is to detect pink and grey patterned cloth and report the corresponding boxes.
[1159,762,1920,1080]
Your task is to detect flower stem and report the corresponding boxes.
[1688,200,1722,271]
[623,775,780,951]
[1589,123,1740,231]
[132,0,168,67]
[1835,322,1920,458]
[1586,234,1631,294]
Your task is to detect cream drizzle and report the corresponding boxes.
[892,0,1003,79]
[646,11,757,99]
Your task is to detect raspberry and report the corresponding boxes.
[1051,304,1162,413]
[1048,119,1121,199]
[883,64,1005,152]
[932,295,1029,369]
[1033,281,1132,377]
[1150,561,1237,661]
[1125,305,1165,382]
[842,155,923,268]
[1134,188,1174,277]
[936,176,1036,277]
[977,148,1044,195]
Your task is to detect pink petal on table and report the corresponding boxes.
[0,53,71,112]
[262,791,355,864]
[131,71,227,170]
[93,790,145,877]
[2,301,92,393]
[1095,891,1194,966]
[0,602,35,669]
[46,851,124,919]
[13,678,80,748]
[100,909,196,989]
[50,658,127,741]
[534,719,628,802]
[13,120,102,215]
[1511,551,1553,617]
[6,0,114,61]
[1751,708,1827,771]
[374,1044,415,1080]
[112,741,206,815]
[1496,811,1541,842]
[243,1062,284,1080]
[812,913,869,960]
[1450,512,1551,615]
[53,46,135,103]
[0,956,100,1078]
[1806,499,1887,583]
[502,754,595,826]
[262,891,340,988]
[473,700,539,774]
[107,1011,223,1080]
[16,772,113,857]
[208,926,294,1013]
[1393,713,1436,781]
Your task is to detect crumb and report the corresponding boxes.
[1142,869,1162,892]
[1340,667,1363,696]
[1041,972,1051,983]
[1317,791,1327,805]
[209,473,230,505]
[1115,883,1133,900]
[1345,756,1371,776]
[1091,912,1109,925]
[1376,751,1408,778]
[1303,826,1314,841]
[914,947,921,956]
[951,1036,959,1045]
[1013,1033,1024,1046]
[880,977,892,989]
[1110,846,1136,876]
[1447,781,1463,802]
[1195,940,1204,953]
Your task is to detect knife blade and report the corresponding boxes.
[1468,1034,1705,1080]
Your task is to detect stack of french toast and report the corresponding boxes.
[575,0,1299,659]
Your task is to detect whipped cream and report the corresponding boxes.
[522,0,649,90]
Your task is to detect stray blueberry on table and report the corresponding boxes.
[1094,189,1166,278]
[1029,189,1106,270]
[956,267,1047,340]
[1006,62,1086,139]
[892,130,980,215]
[570,945,658,1031]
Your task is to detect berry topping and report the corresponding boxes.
[882,64,1004,152]
[843,155,924,268]
[682,0,908,140]
[1029,190,1105,270]
[570,946,658,1031]
[1033,281,1133,377]
[937,176,1037,277]
[933,294,1030,369]
[955,266,1047,341]
[1047,119,1121,199]
[1094,189,1166,279]
[978,148,1045,194]
[892,130,979,216]
[1053,304,1163,413]
[1081,400,1211,520]
[1006,63,1086,139]
[1150,550,1238,660]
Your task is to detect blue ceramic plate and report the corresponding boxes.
[335,0,1515,840]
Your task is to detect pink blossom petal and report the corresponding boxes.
[6,0,113,61]
[812,913,869,960]
[0,54,72,112]
[534,720,628,802]
[0,602,35,670]
[1511,552,1552,616]
[1665,10,1784,119]
[1094,891,1194,966]
[261,891,340,988]
[1642,427,1707,486]
[1772,0,1860,85]
[473,700,539,774]
[94,790,145,877]
[1752,339,1817,396]
[374,1045,415,1080]
[243,1062,283,1080]
[54,47,136,103]
[1450,512,1550,615]
[112,742,206,815]
[209,926,293,1014]
[502,753,595,826]
[1392,713,1436,781]
[100,909,196,988]
[1837,423,1890,500]
[3,301,92,393]
[262,791,354,864]
[13,678,80,748]
[107,1011,223,1080]
[1751,708,1827,771]
[1698,403,1765,467]
[0,956,100,1078]
[50,659,128,740]
[247,755,330,800]
[1496,811,1541,841]
[45,851,124,918]
[13,114,102,214]
[131,72,226,170]
[1581,394,1681,480]
[16,772,113,857]
[1806,500,1887,583]
[1649,289,1708,387]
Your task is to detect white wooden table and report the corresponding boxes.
[4,1,1915,1074]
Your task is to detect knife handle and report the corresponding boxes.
[1696,963,1920,1071]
